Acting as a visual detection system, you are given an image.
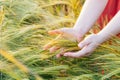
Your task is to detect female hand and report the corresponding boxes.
[43,28,83,53]
[63,34,104,58]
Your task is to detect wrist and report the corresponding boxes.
[73,27,85,36]
[97,31,112,44]
[73,24,93,37]
[73,28,84,42]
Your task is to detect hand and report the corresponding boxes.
[62,34,104,58]
[43,28,83,53]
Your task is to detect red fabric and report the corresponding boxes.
[97,0,120,29]
[96,0,120,37]
[118,0,120,11]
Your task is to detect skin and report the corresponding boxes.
[44,0,120,58]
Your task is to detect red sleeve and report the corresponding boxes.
[117,0,120,11]
[97,0,118,29]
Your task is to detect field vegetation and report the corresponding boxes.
[0,0,120,80]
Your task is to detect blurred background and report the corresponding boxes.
[0,0,120,80]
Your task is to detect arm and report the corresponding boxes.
[74,0,108,37]
[97,11,120,42]
[44,0,109,55]
[63,11,120,58]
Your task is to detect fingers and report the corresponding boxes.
[48,28,68,35]
[56,54,62,58]
[64,43,96,58]
[64,52,81,58]
[43,43,52,50]
[78,43,96,56]
[48,29,63,35]
[56,48,65,58]
[44,28,64,50]
[44,44,66,58]
[43,34,62,50]
[78,38,91,48]
[78,34,96,48]
[44,28,73,50]
[49,46,60,53]
[43,44,60,53]
[58,34,98,58]
[48,28,73,36]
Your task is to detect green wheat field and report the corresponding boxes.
[0,0,120,80]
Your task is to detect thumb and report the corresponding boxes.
[48,28,72,35]
[78,38,91,48]
[48,28,66,35]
